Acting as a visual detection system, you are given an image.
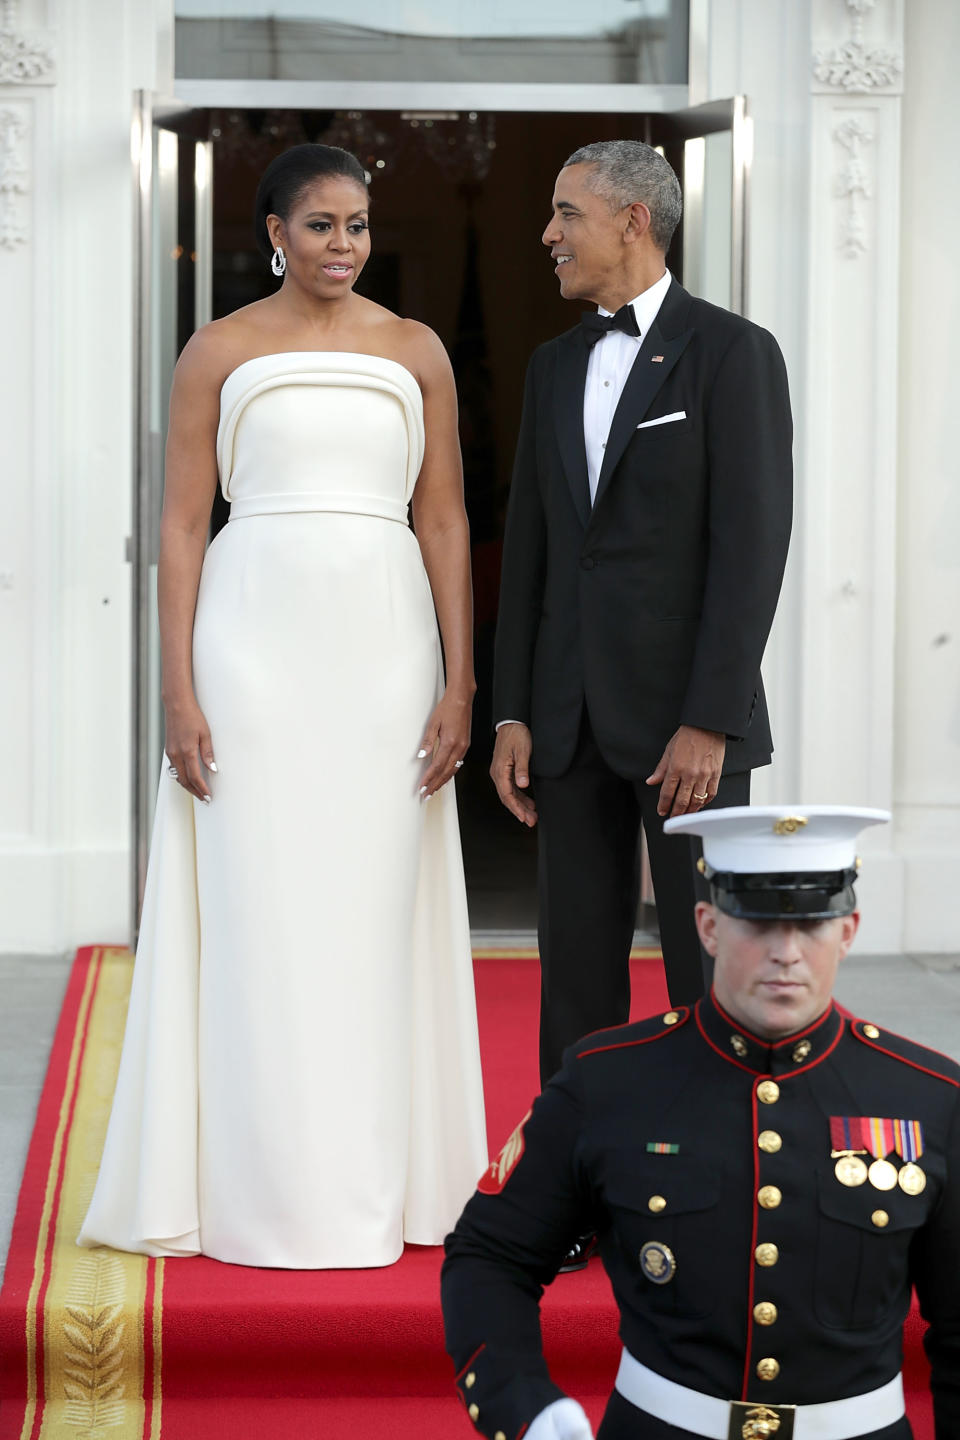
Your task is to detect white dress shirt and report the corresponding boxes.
[583,268,672,504]
[495,270,672,730]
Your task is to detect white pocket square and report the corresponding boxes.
[636,410,686,429]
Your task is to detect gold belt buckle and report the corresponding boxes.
[728,1401,797,1440]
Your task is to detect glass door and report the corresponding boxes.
[131,93,213,936]
[657,95,750,314]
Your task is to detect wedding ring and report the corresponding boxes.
[693,790,708,801]
[454,760,464,769]
[168,765,178,779]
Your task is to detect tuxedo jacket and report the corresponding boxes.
[493,279,793,779]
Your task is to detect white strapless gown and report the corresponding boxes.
[79,353,488,1267]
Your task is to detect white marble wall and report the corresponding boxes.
[0,0,172,951]
[895,0,960,952]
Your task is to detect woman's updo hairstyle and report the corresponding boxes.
[254,144,369,262]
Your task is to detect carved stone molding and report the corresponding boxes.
[0,104,28,247]
[813,0,902,93]
[0,0,55,85]
[833,117,874,258]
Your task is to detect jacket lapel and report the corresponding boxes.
[591,283,694,513]
[553,329,592,529]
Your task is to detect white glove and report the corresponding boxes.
[525,1397,595,1440]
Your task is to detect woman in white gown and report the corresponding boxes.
[79,145,488,1268]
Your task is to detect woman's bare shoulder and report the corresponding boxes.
[365,310,451,389]
[175,301,283,390]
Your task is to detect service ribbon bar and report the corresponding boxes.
[645,1142,680,1154]
[830,1116,865,1151]
[893,1118,924,1162]
[864,1116,896,1159]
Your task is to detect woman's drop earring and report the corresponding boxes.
[271,245,286,277]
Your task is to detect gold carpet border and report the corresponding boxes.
[473,946,662,960]
[23,948,161,1440]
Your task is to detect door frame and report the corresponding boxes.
[129,74,750,937]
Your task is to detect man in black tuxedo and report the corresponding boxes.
[491,139,793,1089]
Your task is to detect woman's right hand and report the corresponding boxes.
[164,696,217,802]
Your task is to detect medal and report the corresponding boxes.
[834,1153,868,1186]
[893,1119,926,1197]
[898,1162,926,1195]
[868,1158,898,1191]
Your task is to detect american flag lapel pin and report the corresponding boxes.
[651,354,665,364]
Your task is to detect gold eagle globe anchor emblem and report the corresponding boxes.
[741,1405,783,1439]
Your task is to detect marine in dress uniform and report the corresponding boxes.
[441,807,960,1440]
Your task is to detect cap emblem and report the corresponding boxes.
[773,816,809,835]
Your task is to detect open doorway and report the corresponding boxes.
[138,98,744,933]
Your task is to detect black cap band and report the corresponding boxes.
[706,866,859,920]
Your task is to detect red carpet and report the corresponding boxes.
[0,948,934,1439]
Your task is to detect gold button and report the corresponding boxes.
[663,1010,680,1025]
[755,1242,779,1266]
[495,1434,506,1440]
[756,1357,780,1382]
[648,1194,667,1213]
[757,1080,780,1105]
[730,1034,748,1057]
[792,1039,811,1062]
[464,1372,476,1389]
[758,1185,782,1209]
[468,1403,480,1421]
[697,855,707,874]
[758,1130,782,1154]
[863,1024,880,1039]
[872,1209,890,1228]
[753,1301,778,1325]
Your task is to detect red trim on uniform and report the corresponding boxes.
[455,1343,486,1383]
[695,1004,760,1074]
[577,1013,690,1060]
[516,1426,529,1439]
[711,992,838,1051]
[768,1003,838,1048]
[778,1017,846,1079]
[853,1026,960,1087]
[741,1081,762,1401]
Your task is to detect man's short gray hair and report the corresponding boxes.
[563,140,682,253]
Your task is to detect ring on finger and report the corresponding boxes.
[693,789,709,802]
[168,765,178,779]
[454,759,464,769]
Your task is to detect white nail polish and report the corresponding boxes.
[419,785,428,796]
[208,761,218,773]
[417,749,428,759]
[202,795,211,805]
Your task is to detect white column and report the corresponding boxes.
[895,0,960,954]
[703,0,907,951]
[799,0,905,950]
[0,0,172,951]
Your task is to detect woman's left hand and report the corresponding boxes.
[417,687,474,799]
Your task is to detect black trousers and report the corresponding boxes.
[595,1390,913,1439]
[534,712,750,1085]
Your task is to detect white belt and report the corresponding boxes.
[614,1350,905,1440]
[229,492,409,524]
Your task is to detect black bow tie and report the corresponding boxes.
[581,304,641,347]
